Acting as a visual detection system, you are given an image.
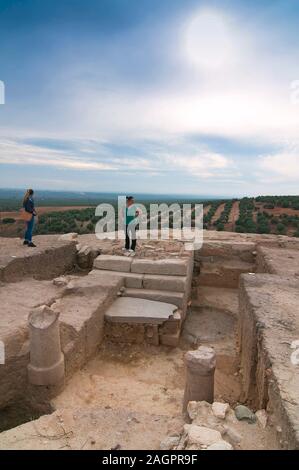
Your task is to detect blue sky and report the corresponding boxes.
[0,0,299,196]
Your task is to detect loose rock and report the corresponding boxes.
[255,410,267,429]
[207,440,233,450]
[186,424,222,447]
[160,436,180,450]
[234,405,256,424]
[59,232,78,241]
[212,402,230,420]
[224,426,242,445]
[53,276,69,287]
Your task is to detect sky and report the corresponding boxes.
[0,0,299,197]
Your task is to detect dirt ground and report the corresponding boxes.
[48,336,279,450]
[203,205,211,215]
[255,203,299,218]
[226,201,240,232]
[0,206,94,220]
[211,203,226,225]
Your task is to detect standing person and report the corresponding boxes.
[123,196,140,257]
[23,189,37,247]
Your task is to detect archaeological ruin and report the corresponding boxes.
[0,230,298,450]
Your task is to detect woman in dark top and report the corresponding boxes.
[23,189,37,247]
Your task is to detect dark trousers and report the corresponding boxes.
[25,216,34,242]
[125,225,136,251]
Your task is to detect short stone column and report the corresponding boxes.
[183,346,216,413]
[27,305,65,386]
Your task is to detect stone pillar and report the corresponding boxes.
[27,305,65,386]
[183,346,216,413]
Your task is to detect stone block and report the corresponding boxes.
[143,274,186,292]
[159,311,181,335]
[159,329,180,347]
[93,255,132,272]
[131,258,189,276]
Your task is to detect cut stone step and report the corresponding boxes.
[143,274,187,292]
[105,297,178,324]
[93,255,132,272]
[131,258,189,276]
[89,269,143,288]
[123,288,185,308]
[192,286,239,317]
[90,269,187,291]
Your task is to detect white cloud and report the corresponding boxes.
[258,150,299,181]
[0,137,237,183]
[162,151,232,178]
[0,140,116,171]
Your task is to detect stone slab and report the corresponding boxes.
[65,272,124,295]
[105,297,177,324]
[124,288,185,309]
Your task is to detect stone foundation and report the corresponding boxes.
[1,231,299,449]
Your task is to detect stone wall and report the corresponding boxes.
[0,236,77,282]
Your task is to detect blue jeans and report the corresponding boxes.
[25,216,34,242]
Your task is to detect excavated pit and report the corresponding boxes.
[0,232,299,449]
[0,402,54,433]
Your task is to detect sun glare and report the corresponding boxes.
[184,10,234,70]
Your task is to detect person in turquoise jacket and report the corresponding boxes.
[123,196,140,256]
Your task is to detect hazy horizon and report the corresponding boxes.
[0,187,298,201]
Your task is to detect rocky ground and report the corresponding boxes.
[0,342,280,450]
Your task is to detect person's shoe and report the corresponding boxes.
[121,247,127,251]
[129,250,136,257]
[123,250,130,256]
[23,240,29,245]
[27,242,36,247]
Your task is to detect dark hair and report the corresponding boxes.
[23,188,34,205]
[126,196,134,201]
